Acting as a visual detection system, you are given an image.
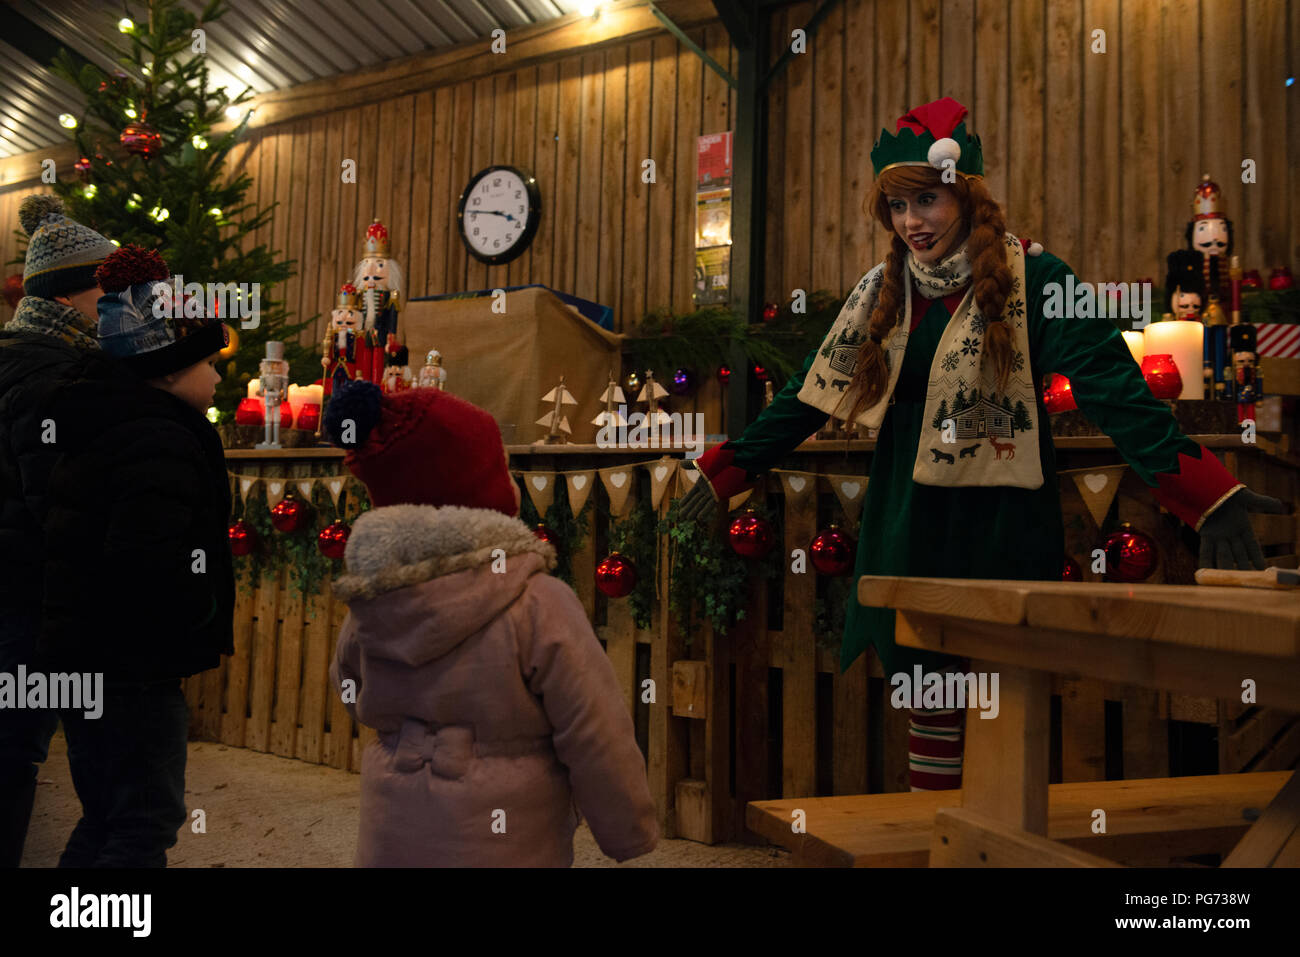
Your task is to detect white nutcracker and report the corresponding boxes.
[417,348,447,390]
[255,340,291,449]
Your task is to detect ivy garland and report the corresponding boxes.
[814,575,852,654]
[602,494,659,631]
[516,476,592,588]
[659,496,783,642]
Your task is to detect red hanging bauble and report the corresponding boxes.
[120,120,162,157]
[1062,555,1082,581]
[1101,525,1158,582]
[317,520,351,559]
[717,364,732,385]
[228,519,258,556]
[74,156,92,182]
[534,524,558,548]
[270,496,309,533]
[1042,373,1077,414]
[595,552,637,598]
[3,273,24,310]
[810,526,855,576]
[753,363,770,383]
[762,302,779,323]
[728,511,775,558]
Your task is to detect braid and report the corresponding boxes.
[842,232,908,424]
[965,178,1015,396]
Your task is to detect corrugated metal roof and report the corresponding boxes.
[0,0,580,158]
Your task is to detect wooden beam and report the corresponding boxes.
[930,807,1122,867]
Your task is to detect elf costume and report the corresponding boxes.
[691,98,1268,789]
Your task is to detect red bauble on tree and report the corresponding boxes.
[270,496,309,533]
[717,364,731,385]
[317,520,351,559]
[1062,555,1082,581]
[728,511,775,558]
[761,302,779,322]
[810,526,855,576]
[228,519,257,556]
[1101,525,1158,582]
[595,553,637,598]
[120,120,162,157]
[533,524,558,548]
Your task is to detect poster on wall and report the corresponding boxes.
[697,132,733,188]
[695,246,730,304]
[696,190,732,248]
[695,133,733,306]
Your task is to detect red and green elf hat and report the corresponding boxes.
[870,96,984,179]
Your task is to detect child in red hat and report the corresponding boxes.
[324,380,658,866]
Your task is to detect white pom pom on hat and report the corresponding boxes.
[927,137,961,169]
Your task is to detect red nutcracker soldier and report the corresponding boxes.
[353,218,403,382]
[321,282,377,397]
[381,331,412,394]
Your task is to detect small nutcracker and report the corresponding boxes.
[255,341,290,449]
[417,349,447,390]
[353,218,403,382]
[322,283,373,397]
[382,344,412,394]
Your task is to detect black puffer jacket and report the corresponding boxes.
[0,332,111,610]
[38,366,235,682]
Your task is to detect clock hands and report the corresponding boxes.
[469,209,515,222]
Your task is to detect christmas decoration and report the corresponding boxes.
[533,524,558,548]
[592,371,627,429]
[625,370,641,394]
[119,119,161,157]
[810,526,855,576]
[762,302,778,322]
[322,282,374,398]
[317,520,350,560]
[753,363,770,382]
[34,0,313,421]
[1268,267,1295,291]
[270,496,309,533]
[595,553,637,598]
[3,273,23,310]
[1063,555,1082,581]
[1140,353,1182,400]
[228,519,257,556]
[535,376,578,443]
[74,156,92,181]
[234,396,264,425]
[636,371,671,428]
[728,511,776,558]
[670,367,695,396]
[1101,525,1158,582]
[218,322,239,359]
[255,341,290,449]
[353,218,403,351]
[1042,373,1077,413]
[1242,269,1263,290]
[417,348,447,390]
[717,364,731,384]
[1184,173,1233,303]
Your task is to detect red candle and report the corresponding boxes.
[235,396,264,425]
[1042,373,1077,413]
[296,403,321,432]
[1141,354,1183,400]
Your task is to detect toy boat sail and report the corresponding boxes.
[592,370,627,428]
[536,376,578,442]
[637,370,672,427]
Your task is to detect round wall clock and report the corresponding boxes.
[456,165,542,265]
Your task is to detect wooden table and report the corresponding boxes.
[856,576,1300,866]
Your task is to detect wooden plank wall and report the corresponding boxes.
[763,0,1300,305]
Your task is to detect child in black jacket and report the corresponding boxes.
[38,245,234,867]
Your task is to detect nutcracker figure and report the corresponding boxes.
[353,218,403,373]
[1184,174,1233,304]
[417,348,447,390]
[1164,249,1205,319]
[382,342,412,394]
[255,340,290,450]
[322,282,377,397]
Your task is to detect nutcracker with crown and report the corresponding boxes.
[1185,173,1234,305]
[321,282,377,397]
[353,218,403,383]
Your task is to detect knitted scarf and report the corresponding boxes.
[796,233,1043,489]
[5,296,99,350]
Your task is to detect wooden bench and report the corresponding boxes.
[747,771,1291,867]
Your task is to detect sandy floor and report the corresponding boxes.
[22,730,792,868]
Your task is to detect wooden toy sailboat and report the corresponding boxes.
[636,370,672,427]
[592,371,626,428]
[535,376,578,444]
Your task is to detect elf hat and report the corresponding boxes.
[95,245,227,378]
[19,194,118,299]
[870,96,984,179]
[323,378,517,515]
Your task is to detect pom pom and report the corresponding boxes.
[94,244,170,293]
[1028,241,1043,257]
[927,137,961,170]
[18,195,64,236]
[323,379,383,449]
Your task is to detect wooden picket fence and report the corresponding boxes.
[187,437,1300,845]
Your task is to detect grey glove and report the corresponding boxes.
[678,471,720,523]
[1198,487,1287,570]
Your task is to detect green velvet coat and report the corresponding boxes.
[722,251,1204,677]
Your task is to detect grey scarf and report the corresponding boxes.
[5,296,99,350]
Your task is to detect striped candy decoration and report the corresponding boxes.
[1256,324,1300,358]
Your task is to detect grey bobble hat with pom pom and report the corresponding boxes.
[19,194,117,299]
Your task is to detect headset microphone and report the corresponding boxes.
[924,218,959,251]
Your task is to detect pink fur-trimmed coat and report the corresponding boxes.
[329,504,658,867]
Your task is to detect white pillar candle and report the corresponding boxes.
[1121,331,1145,366]
[302,384,324,406]
[247,377,261,399]
[1143,319,1204,400]
[286,384,305,427]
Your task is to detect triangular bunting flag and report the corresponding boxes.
[775,469,815,508]
[239,475,260,505]
[325,476,346,509]
[648,457,678,510]
[566,470,596,515]
[521,471,556,516]
[601,466,634,517]
[297,480,316,504]
[828,473,867,531]
[265,479,287,507]
[1063,465,1128,527]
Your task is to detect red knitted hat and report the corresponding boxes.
[325,381,517,514]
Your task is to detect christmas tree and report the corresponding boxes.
[25,0,316,416]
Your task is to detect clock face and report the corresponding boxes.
[457,165,542,266]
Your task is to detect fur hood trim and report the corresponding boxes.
[332,504,557,602]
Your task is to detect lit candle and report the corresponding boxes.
[247,377,260,399]
[1121,331,1145,366]
[286,383,305,426]
[302,384,324,406]
[1143,320,1204,399]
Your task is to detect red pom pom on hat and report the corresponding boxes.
[95,244,169,293]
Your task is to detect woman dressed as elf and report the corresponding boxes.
[680,97,1284,791]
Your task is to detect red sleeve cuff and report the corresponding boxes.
[694,443,757,501]
[1151,445,1245,531]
